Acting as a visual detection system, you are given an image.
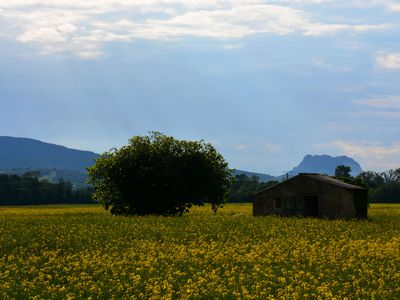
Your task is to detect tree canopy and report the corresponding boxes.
[335,165,352,178]
[334,167,400,203]
[87,132,232,215]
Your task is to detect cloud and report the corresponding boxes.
[376,52,400,69]
[331,140,400,170]
[353,95,400,109]
[312,58,353,72]
[264,143,281,152]
[387,2,400,12]
[352,95,400,122]
[234,144,248,150]
[86,5,391,40]
[0,0,390,58]
[353,110,400,120]
[222,43,244,50]
[351,0,400,12]
[374,0,400,12]
[231,141,281,152]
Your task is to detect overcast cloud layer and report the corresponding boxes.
[0,0,393,58]
[1,0,400,173]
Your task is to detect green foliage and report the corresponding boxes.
[332,167,400,204]
[228,174,277,203]
[0,173,92,205]
[336,175,368,189]
[381,168,400,184]
[356,170,400,203]
[356,171,385,189]
[370,182,400,203]
[87,132,232,215]
[334,166,367,189]
[335,165,352,178]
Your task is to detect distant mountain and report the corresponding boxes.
[0,136,99,186]
[0,136,99,172]
[0,137,364,187]
[234,169,276,182]
[289,154,362,176]
[234,154,362,182]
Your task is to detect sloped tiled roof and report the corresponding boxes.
[254,173,365,196]
[299,173,366,190]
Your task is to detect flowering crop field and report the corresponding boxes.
[1,204,399,299]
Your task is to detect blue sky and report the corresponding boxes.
[1,0,400,174]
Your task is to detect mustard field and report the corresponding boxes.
[1,204,399,299]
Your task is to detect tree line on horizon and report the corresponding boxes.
[0,172,92,205]
[1,168,399,206]
[228,174,278,203]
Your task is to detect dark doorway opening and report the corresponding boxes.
[303,195,319,217]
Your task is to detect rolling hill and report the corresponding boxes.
[0,136,99,186]
[0,136,99,171]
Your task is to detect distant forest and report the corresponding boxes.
[0,169,399,205]
[0,172,92,205]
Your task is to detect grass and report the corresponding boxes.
[1,203,399,299]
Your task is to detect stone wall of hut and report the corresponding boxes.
[253,176,358,219]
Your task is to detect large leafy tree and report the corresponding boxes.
[87,132,232,215]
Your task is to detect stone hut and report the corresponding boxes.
[253,173,368,219]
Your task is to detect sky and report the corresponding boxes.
[1,0,400,174]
